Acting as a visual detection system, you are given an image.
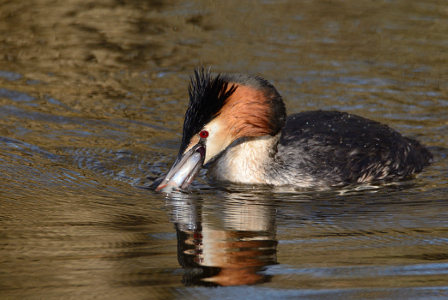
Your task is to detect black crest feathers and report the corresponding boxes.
[179,68,237,156]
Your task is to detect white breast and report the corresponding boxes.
[207,135,278,184]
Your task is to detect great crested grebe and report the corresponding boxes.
[156,69,432,192]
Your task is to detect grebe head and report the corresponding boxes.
[156,68,286,192]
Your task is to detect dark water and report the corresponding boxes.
[1,0,447,299]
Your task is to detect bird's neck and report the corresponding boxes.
[207,134,280,184]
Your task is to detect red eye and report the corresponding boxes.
[199,130,209,139]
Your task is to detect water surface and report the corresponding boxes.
[0,0,447,299]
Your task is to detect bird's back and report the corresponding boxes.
[274,110,432,186]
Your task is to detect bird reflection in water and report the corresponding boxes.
[165,192,277,286]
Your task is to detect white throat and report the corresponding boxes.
[207,134,279,184]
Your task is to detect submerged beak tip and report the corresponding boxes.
[156,143,206,193]
[155,183,167,192]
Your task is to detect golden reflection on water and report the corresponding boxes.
[168,192,277,286]
[0,0,447,298]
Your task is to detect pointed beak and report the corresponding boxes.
[156,142,206,193]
